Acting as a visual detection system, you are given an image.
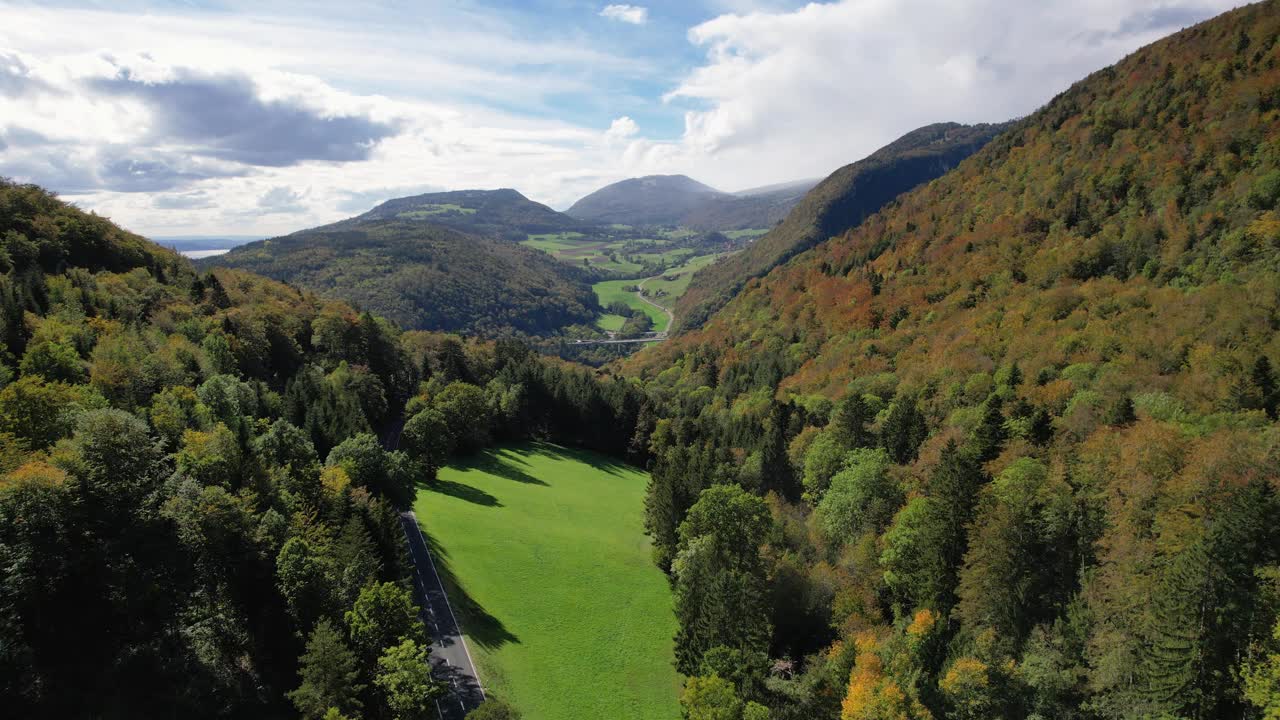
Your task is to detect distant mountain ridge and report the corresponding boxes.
[566,173,822,231]
[333,188,589,242]
[206,195,600,336]
[566,175,729,227]
[674,121,1011,330]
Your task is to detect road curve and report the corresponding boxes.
[400,510,485,720]
[636,275,676,333]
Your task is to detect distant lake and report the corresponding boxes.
[182,249,231,259]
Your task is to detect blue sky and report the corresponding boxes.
[0,0,1241,235]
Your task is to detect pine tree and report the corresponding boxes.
[288,619,365,719]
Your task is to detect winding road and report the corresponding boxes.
[400,510,485,720]
[635,275,677,332]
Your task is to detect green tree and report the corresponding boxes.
[880,394,927,464]
[681,674,743,720]
[432,381,492,453]
[401,407,453,482]
[277,536,335,628]
[673,485,773,674]
[344,581,424,664]
[1243,618,1280,720]
[288,618,364,719]
[19,340,83,383]
[374,638,443,720]
[815,448,900,545]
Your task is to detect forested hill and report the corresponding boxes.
[0,178,649,718]
[622,3,1280,719]
[346,188,587,242]
[207,213,600,336]
[674,121,1010,331]
[566,174,729,226]
[680,177,819,232]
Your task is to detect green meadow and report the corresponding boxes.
[594,279,669,332]
[641,253,724,310]
[414,443,681,720]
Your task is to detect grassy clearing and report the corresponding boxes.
[642,253,724,310]
[397,203,477,219]
[596,313,627,332]
[724,227,769,240]
[594,279,669,332]
[415,443,680,720]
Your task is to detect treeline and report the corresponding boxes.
[0,180,647,719]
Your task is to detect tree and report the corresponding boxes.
[1253,356,1278,419]
[830,394,874,448]
[681,674,743,720]
[1243,618,1280,719]
[374,638,443,720]
[19,340,83,383]
[401,407,453,482]
[344,581,424,664]
[277,536,335,628]
[815,448,901,546]
[327,434,414,507]
[880,395,927,464]
[432,382,492,453]
[673,485,773,674]
[288,619,364,719]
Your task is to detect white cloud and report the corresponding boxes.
[600,4,649,25]
[0,0,1245,236]
[663,0,1238,190]
[604,116,640,143]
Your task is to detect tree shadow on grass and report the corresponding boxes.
[419,526,520,651]
[521,440,638,478]
[425,478,502,507]
[471,449,548,486]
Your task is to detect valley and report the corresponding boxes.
[414,443,680,720]
[4,3,1280,720]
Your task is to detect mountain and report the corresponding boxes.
[624,4,1280,719]
[347,188,587,242]
[207,202,600,336]
[566,174,730,226]
[680,177,821,231]
[674,121,1011,331]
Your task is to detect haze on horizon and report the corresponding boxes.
[0,0,1242,236]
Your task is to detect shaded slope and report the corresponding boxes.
[208,218,599,336]
[674,122,1011,331]
[679,178,820,232]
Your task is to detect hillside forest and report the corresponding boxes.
[3,2,1280,720]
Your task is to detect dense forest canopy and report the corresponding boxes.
[621,3,1280,719]
[5,1,1280,719]
[0,179,647,718]
[206,216,602,337]
[674,122,1011,332]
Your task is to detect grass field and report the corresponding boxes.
[397,203,476,219]
[415,443,680,720]
[641,253,724,310]
[594,279,669,332]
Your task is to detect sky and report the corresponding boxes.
[0,0,1246,236]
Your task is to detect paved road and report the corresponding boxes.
[400,510,485,720]
[636,274,677,332]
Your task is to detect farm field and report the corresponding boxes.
[640,253,724,310]
[594,279,669,332]
[414,443,680,720]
